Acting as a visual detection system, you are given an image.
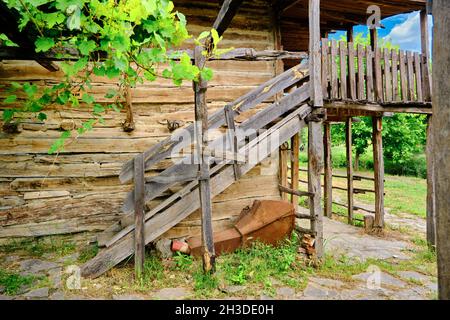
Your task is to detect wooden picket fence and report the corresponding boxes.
[321,39,432,103]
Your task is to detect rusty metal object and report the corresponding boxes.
[185,200,296,257]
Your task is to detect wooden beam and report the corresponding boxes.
[224,105,242,180]
[291,133,300,210]
[346,117,354,224]
[133,154,145,280]
[323,101,432,115]
[426,115,436,248]
[323,122,333,218]
[308,119,324,259]
[194,46,215,273]
[279,142,289,201]
[372,116,385,229]
[0,46,308,62]
[309,0,323,107]
[432,0,450,300]
[370,28,378,49]
[279,184,313,198]
[212,0,245,36]
[420,9,432,101]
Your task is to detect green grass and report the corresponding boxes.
[78,243,99,263]
[0,268,36,295]
[0,237,76,258]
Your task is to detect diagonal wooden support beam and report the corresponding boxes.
[213,0,245,36]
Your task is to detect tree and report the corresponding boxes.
[1,0,221,153]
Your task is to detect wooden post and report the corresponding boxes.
[370,28,378,50]
[420,9,432,101]
[426,115,436,248]
[194,46,215,273]
[291,133,300,210]
[345,117,353,225]
[279,143,289,201]
[432,0,450,300]
[309,0,323,107]
[308,0,324,259]
[347,27,354,43]
[323,122,332,218]
[224,105,241,180]
[308,121,324,259]
[372,116,385,230]
[133,153,145,280]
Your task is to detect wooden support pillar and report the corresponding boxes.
[370,28,378,50]
[224,105,241,180]
[323,122,332,218]
[372,116,385,229]
[194,46,215,273]
[133,153,145,280]
[432,0,450,300]
[309,0,323,107]
[308,0,324,259]
[291,133,300,210]
[347,27,354,43]
[308,121,324,259]
[279,143,289,201]
[345,117,354,225]
[426,115,436,248]
[420,9,432,101]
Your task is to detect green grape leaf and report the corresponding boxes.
[35,37,55,52]
[4,95,17,104]
[78,40,97,55]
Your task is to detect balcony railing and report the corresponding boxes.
[321,39,432,104]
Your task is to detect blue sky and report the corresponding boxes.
[329,11,433,52]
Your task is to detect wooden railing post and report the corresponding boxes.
[133,153,145,280]
[346,117,354,225]
[291,133,300,211]
[194,45,215,273]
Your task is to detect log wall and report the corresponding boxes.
[0,0,281,241]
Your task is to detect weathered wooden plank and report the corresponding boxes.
[309,0,323,107]
[391,49,399,101]
[366,45,374,102]
[420,9,432,102]
[339,41,348,100]
[383,48,392,102]
[330,40,339,99]
[323,122,332,218]
[372,117,385,229]
[357,44,365,100]
[321,38,329,98]
[348,42,357,100]
[414,52,424,102]
[407,52,416,101]
[374,47,383,102]
[399,50,408,102]
[133,154,145,279]
[345,117,353,225]
[81,102,312,278]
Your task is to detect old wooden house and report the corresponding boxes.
[0,0,433,278]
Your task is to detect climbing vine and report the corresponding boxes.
[1,0,225,153]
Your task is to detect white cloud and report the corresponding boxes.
[383,11,433,52]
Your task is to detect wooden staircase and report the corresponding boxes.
[81,62,313,278]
